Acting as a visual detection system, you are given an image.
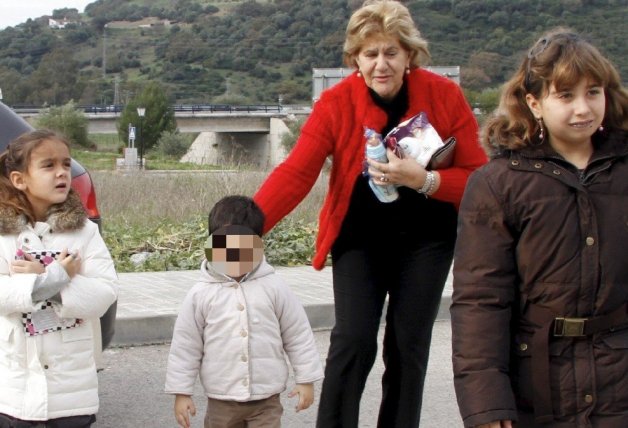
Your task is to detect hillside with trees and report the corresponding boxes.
[0,0,625,108]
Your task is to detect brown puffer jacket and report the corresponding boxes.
[451,130,628,428]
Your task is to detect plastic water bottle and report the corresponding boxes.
[364,128,399,203]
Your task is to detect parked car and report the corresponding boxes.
[0,101,117,349]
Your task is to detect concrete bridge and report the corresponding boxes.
[20,108,311,168]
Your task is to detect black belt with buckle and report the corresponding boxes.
[526,302,628,424]
[553,317,587,337]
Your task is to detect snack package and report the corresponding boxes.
[384,112,445,167]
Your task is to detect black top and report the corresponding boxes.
[332,82,458,255]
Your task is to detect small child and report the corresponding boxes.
[165,195,324,428]
[0,129,118,427]
[451,28,628,427]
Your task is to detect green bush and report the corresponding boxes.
[157,130,191,158]
[36,101,91,148]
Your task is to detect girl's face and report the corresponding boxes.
[527,78,605,153]
[355,34,410,101]
[10,139,72,221]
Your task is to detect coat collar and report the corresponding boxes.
[200,257,275,286]
[509,129,628,162]
[0,191,86,234]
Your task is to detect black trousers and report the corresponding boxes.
[316,239,454,428]
[0,414,95,428]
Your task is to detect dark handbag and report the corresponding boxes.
[427,136,456,169]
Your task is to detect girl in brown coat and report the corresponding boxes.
[451,28,628,428]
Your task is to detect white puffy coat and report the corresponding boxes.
[0,193,118,421]
[165,259,323,401]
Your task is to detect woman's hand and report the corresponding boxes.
[11,251,45,274]
[475,421,513,428]
[367,148,427,189]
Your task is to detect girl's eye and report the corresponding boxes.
[589,88,602,96]
[558,92,572,99]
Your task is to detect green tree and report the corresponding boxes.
[36,101,91,148]
[27,48,83,106]
[118,82,176,151]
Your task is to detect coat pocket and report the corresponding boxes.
[61,323,93,342]
[597,328,628,408]
[601,327,628,349]
[512,333,575,416]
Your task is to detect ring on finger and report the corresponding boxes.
[380,173,388,182]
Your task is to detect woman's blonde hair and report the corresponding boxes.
[482,27,628,155]
[343,0,430,69]
[0,129,71,224]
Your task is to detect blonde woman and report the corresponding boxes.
[254,1,486,426]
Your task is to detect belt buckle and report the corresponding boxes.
[554,317,587,337]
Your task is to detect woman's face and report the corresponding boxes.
[355,34,411,101]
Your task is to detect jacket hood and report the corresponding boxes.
[0,190,86,234]
[199,256,275,285]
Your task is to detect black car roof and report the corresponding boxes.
[0,102,85,175]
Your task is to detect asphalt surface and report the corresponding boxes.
[96,320,462,428]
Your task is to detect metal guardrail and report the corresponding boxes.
[171,104,283,113]
[11,104,285,114]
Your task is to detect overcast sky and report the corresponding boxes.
[0,1,93,30]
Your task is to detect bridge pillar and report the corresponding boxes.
[181,118,291,168]
[181,131,220,165]
[269,117,290,166]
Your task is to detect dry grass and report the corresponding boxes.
[91,170,328,228]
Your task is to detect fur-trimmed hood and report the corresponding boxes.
[0,190,86,234]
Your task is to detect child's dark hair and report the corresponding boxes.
[0,129,71,224]
[208,195,265,236]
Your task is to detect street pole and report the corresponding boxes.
[102,24,107,78]
[137,107,146,169]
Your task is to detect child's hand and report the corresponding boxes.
[59,249,81,278]
[174,394,196,428]
[288,383,314,412]
[11,251,45,274]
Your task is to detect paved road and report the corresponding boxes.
[95,320,461,428]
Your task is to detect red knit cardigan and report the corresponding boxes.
[254,68,487,270]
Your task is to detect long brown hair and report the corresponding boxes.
[0,129,71,224]
[482,27,628,156]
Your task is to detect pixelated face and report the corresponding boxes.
[205,225,264,279]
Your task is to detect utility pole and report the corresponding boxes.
[113,77,120,106]
[102,24,107,78]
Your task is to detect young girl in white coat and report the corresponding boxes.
[0,130,118,428]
